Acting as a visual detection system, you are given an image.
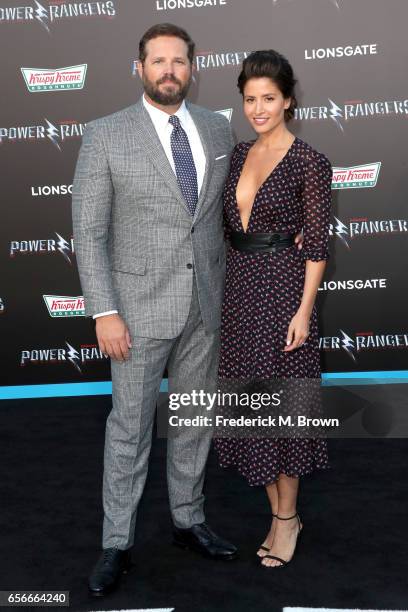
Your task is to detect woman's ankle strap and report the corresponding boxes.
[274,512,298,520]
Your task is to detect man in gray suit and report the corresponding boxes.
[72,23,237,596]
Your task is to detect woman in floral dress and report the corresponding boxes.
[214,50,333,568]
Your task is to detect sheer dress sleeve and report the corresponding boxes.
[301,152,333,262]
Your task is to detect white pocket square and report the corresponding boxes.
[215,154,227,161]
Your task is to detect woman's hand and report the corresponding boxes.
[283,308,311,352]
[294,231,303,251]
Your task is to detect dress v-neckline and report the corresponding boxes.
[235,136,298,233]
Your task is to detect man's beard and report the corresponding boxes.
[143,72,191,106]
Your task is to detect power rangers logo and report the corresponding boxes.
[193,51,250,72]
[20,341,109,373]
[0,1,116,32]
[0,119,85,150]
[330,216,408,249]
[295,97,408,131]
[132,49,250,75]
[320,330,408,362]
[10,233,75,264]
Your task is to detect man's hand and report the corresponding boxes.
[95,313,132,361]
[295,231,303,250]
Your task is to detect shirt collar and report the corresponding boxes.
[142,94,189,130]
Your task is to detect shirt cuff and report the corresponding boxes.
[93,310,118,319]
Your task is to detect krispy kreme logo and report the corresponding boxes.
[21,64,87,92]
[332,162,381,189]
[43,295,85,317]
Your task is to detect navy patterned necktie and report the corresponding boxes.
[169,114,198,216]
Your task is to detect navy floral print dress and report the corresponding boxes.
[214,137,333,486]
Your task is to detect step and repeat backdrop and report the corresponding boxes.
[1,0,407,391]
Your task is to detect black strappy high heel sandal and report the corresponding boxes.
[261,512,303,568]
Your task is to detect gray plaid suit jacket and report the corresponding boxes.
[72,97,235,338]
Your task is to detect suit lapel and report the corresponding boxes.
[127,97,215,221]
[187,102,215,222]
[128,98,191,215]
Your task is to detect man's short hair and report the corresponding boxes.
[139,23,195,65]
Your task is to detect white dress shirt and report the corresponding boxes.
[142,93,206,193]
[93,94,207,319]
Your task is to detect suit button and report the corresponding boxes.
[187,263,193,269]
[191,227,195,233]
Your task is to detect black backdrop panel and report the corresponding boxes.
[1,0,407,387]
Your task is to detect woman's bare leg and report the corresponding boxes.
[261,473,303,567]
[257,481,279,557]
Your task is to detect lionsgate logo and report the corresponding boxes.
[0,1,116,32]
[320,330,408,362]
[10,233,75,264]
[332,163,381,189]
[305,43,378,61]
[21,64,87,92]
[20,341,109,373]
[294,97,408,131]
[43,295,85,317]
[156,0,227,9]
[330,216,408,249]
[31,184,72,197]
[0,118,85,150]
[318,278,387,292]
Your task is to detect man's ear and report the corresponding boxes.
[137,60,144,81]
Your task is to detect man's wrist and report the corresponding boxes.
[93,310,118,319]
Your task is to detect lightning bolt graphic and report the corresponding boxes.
[65,342,82,373]
[328,98,344,132]
[55,232,72,264]
[45,118,61,150]
[34,0,50,33]
[339,330,356,362]
[332,216,350,248]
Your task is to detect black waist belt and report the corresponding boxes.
[230,231,296,253]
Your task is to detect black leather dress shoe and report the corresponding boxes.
[88,547,132,596]
[173,522,237,560]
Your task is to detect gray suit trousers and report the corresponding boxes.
[102,272,220,550]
